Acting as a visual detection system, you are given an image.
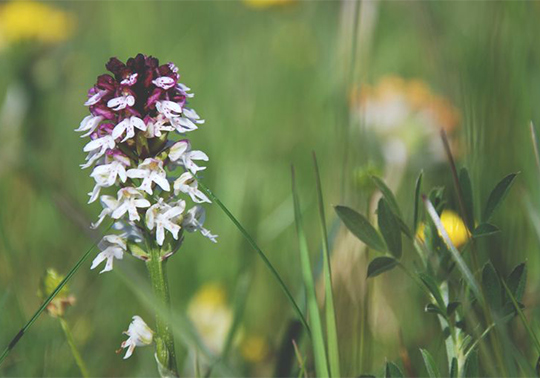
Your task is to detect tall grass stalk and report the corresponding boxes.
[58,317,89,378]
[292,166,329,377]
[312,153,341,377]
[197,180,312,338]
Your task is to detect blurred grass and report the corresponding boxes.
[0,1,540,376]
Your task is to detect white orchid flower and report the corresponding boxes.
[107,94,135,111]
[120,316,154,359]
[169,140,208,174]
[173,172,210,204]
[111,187,151,222]
[183,205,217,243]
[91,234,126,273]
[112,116,147,142]
[126,158,170,195]
[146,199,186,246]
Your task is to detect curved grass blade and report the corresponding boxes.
[0,225,111,367]
[292,166,329,378]
[197,181,311,338]
[313,152,340,378]
[501,278,540,354]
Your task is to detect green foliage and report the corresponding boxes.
[367,257,398,278]
[385,361,405,378]
[482,173,519,222]
[335,205,386,252]
[377,198,402,259]
[420,349,441,378]
[458,168,475,231]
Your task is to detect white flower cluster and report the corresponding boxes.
[76,56,217,282]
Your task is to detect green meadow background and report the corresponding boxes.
[1,1,540,377]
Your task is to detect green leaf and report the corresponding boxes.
[446,302,461,316]
[291,167,329,378]
[377,198,402,259]
[413,170,424,232]
[420,348,441,378]
[507,262,527,303]
[385,362,405,378]
[482,262,503,312]
[419,273,446,312]
[367,257,398,278]
[472,223,500,238]
[368,176,413,238]
[482,173,519,222]
[335,205,386,252]
[449,358,458,378]
[425,303,446,317]
[197,181,311,338]
[371,175,402,218]
[464,348,479,377]
[459,168,475,231]
[312,152,340,378]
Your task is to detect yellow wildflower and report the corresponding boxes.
[0,1,74,46]
[240,335,269,363]
[187,282,233,354]
[243,0,297,9]
[416,210,470,248]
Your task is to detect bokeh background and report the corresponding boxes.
[1,0,540,377]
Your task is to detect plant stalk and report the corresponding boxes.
[146,245,179,377]
[58,317,89,378]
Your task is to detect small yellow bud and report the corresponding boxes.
[240,335,269,363]
[243,0,296,9]
[416,210,470,248]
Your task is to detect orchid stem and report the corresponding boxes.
[146,245,179,377]
[58,317,89,378]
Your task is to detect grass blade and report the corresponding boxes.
[0,225,110,367]
[501,278,540,354]
[292,166,329,378]
[197,180,311,338]
[313,153,340,378]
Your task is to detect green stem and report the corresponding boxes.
[58,317,89,378]
[146,245,179,377]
